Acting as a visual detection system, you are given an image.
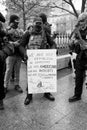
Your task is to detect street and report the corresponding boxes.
[1,63,87,130]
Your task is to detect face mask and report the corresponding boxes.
[14,22,19,28]
[11,21,19,29]
[35,22,42,30]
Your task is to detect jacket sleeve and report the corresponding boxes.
[18,31,30,59]
[0,42,15,61]
[0,23,7,37]
[46,31,57,49]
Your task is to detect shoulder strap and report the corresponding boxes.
[40,28,48,49]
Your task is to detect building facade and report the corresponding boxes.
[47,0,78,34]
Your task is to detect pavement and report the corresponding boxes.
[1,63,87,130]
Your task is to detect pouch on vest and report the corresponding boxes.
[28,31,48,49]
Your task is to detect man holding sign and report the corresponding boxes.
[19,16,57,105]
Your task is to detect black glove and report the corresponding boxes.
[0,50,7,62]
[69,51,72,55]
[56,49,58,55]
[23,54,28,64]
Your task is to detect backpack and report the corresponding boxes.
[44,22,51,35]
[27,28,48,49]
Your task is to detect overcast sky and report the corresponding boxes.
[0,3,7,16]
[73,0,82,10]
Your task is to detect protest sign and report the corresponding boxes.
[27,49,57,94]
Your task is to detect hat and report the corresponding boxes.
[39,13,47,24]
[9,14,19,24]
[33,17,42,23]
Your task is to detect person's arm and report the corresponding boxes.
[0,40,15,61]
[46,31,57,49]
[18,31,30,60]
[0,22,7,37]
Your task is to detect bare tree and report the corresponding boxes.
[6,0,40,30]
[6,0,51,30]
[39,0,86,18]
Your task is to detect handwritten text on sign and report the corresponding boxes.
[27,49,57,94]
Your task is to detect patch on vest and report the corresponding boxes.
[28,34,43,49]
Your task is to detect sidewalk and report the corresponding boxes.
[1,63,87,130]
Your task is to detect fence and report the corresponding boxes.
[54,33,70,55]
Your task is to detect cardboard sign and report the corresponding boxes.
[27,49,57,94]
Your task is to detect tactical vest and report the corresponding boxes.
[27,30,47,49]
[7,27,22,42]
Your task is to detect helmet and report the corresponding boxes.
[39,13,47,24]
[33,17,43,27]
[9,14,19,24]
[33,17,42,23]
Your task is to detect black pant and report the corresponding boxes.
[0,60,6,100]
[11,66,15,79]
[74,51,86,97]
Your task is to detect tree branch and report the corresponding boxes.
[69,0,78,17]
[25,3,37,14]
[11,0,23,10]
[81,0,86,12]
[54,5,76,16]
[63,0,70,4]
[39,2,76,17]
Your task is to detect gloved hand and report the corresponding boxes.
[69,51,72,55]
[9,40,20,47]
[23,54,28,64]
[0,50,7,62]
[56,49,58,55]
